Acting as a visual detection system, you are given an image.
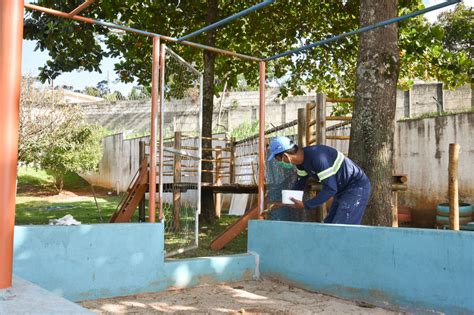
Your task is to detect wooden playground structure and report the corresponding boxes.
[109,94,408,250]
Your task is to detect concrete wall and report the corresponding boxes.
[13,224,256,301]
[394,112,474,227]
[248,220,474,314]
[81,84,472,134]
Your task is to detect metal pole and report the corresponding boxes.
[258,61,266,215]
[149,37,160,223]
[158,43,166,221]
[178,0,275,41]
[68,0,95,17]
[0,0,24,289]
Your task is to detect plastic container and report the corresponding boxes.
[282,190,304,204]
[436,203,472,217]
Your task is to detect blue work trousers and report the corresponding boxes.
[324,179,371,225]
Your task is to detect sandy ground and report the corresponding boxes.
[79,278,402,314]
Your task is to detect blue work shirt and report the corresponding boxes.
[292,145,368,209]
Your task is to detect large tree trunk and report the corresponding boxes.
[200,0,219,225]
[349,0,400,226]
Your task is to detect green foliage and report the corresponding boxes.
[20,77,106,192]
[41,124,105,192]
[24,1,470,107]
[230,121,260,141]
[436,3,473,59]
[398,4,472,90]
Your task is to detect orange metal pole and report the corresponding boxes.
[68,0,95,17]
[0,0,24,289]
[149,37,160,222]
[258,61,266,215]
[158,43,166,221]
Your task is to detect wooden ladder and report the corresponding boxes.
[109,157,149,223]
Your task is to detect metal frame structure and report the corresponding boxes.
[0,0,460,288]
[161,45,204,257]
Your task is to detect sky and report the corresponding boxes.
[21,0,472,94]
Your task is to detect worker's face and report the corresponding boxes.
[275,153,293,169]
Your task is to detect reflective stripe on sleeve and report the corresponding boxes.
[297,169,308,177]
[317,151,344,181]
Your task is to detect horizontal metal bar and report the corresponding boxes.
[178,0,275,41]
[266,0,461,61]
[24,3,261,62]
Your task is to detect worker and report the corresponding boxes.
[267,136,371,224]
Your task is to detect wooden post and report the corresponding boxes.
[392,191,398,227]
[297,108,307,147]
[138,140,146,222]
[215,146,222,218]
[306,102,315,145]
[173,132,182,231]
[316,93,326,145]
[316,93,327,221]
[449,143,460,231]
[229,137,235,184]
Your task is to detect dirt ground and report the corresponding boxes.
[79,278,402,314]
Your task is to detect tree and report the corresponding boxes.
[19,77,105,192]
[436,3,473,60]
[41,124,104,192]
[349,0,400,226]
[19,76,81,163]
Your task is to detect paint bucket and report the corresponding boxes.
[281,190,304,205]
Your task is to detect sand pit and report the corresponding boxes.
[79,278,401,314]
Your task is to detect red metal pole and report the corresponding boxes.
[258,61,266,215]
[149,37,160,222]
[0,0,24,289]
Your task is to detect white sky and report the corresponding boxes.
[21,0,472,93]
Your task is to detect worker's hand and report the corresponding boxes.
[289,198,304,209]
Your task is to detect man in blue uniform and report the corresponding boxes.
[267,136,371,224]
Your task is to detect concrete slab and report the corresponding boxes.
[0,276,92,315]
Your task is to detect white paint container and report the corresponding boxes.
[282,190,304,204]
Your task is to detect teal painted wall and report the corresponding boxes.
[13,224,256,301]
[248,221,474,314]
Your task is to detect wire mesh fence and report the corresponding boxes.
[160,46,202,257]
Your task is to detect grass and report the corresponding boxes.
[173,214,248,259]
[16,166,123,225]
[15,166,247,258]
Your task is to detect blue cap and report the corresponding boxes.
[267,136,295,161]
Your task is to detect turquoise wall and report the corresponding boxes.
[13,224,256,301]
[248,220,474,314]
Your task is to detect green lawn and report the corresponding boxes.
[15,166,247,257]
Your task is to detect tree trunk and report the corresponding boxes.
[200,0,218,225]
[349,0,400,226]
